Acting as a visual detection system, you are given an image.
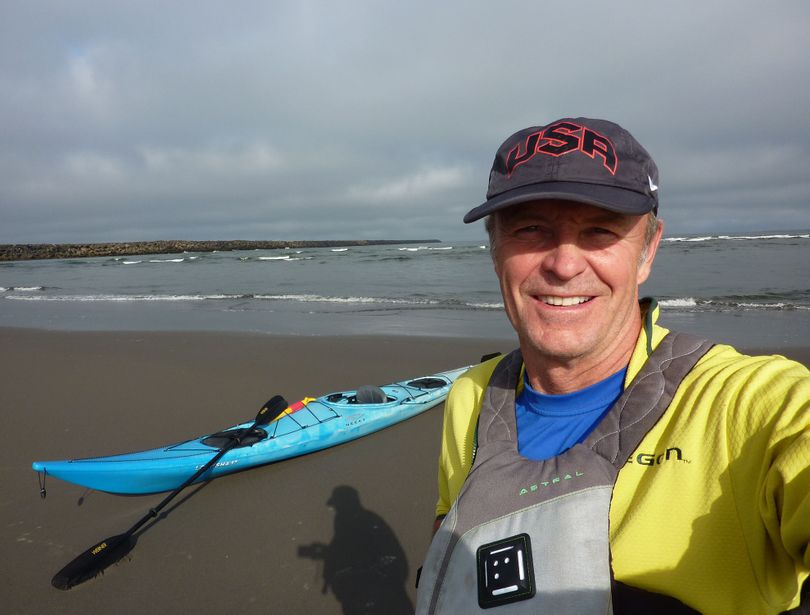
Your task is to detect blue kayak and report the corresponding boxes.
[32,366,468,495]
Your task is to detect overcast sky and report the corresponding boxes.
[1,1,809,243]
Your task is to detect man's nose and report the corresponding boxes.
[540,240,587,281]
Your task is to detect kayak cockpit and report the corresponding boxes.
[326,385,393,405]
[201,427,267,449]
[326,376,448,406]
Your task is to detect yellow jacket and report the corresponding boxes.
[435,302,810,613]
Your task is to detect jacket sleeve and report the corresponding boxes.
[434,359,501,518]
[759,363,810,570]
[725,352,810,602]
[435,378,476,518]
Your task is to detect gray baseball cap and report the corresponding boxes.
[464,117,659,223]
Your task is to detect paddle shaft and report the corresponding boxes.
[123,426,256,537]
[120,395,288,536]
[51,396,289,590]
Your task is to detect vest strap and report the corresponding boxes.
[586,331,714,468]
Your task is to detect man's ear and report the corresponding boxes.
[637,218,664,285]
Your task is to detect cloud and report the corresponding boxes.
[663,143,808,193]
[0,0,808,243]
[139,142,284,175]
[348,166,471,203]
[64,151,127,181]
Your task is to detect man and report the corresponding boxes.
[415,118,809,614]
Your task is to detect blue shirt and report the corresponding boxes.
[516,368,627,460]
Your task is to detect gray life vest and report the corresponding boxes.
[416,332,714,614]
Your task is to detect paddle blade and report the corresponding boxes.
[255,395,288,426]
[52,533,136,590]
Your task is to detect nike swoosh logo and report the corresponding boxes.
[648,175,658,192]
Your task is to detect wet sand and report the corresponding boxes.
[1,328,510,615]
[2,328,808,615]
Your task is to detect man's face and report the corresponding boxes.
[492,200,662,369]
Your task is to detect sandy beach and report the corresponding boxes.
[2,328,808,615]
[1,328,510,615]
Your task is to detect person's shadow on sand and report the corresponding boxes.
[298,485,413,615]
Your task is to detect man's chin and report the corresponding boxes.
[519,332,592,363]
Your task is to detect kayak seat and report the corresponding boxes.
[354,385,389,404]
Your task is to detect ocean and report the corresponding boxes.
[1,232,809,349]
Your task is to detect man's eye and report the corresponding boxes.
[514,225,543,237]
[584,227,622,246]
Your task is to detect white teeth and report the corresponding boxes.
[538,295,591,306]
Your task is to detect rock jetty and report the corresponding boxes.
[0,239,440,262]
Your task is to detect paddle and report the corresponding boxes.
[51,394,289,590]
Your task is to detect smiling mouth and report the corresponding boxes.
[536,295,593,307]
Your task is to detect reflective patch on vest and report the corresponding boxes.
[424,487,614,613]
[477,533,534,608]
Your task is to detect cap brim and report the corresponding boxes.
[463,181,656,223]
